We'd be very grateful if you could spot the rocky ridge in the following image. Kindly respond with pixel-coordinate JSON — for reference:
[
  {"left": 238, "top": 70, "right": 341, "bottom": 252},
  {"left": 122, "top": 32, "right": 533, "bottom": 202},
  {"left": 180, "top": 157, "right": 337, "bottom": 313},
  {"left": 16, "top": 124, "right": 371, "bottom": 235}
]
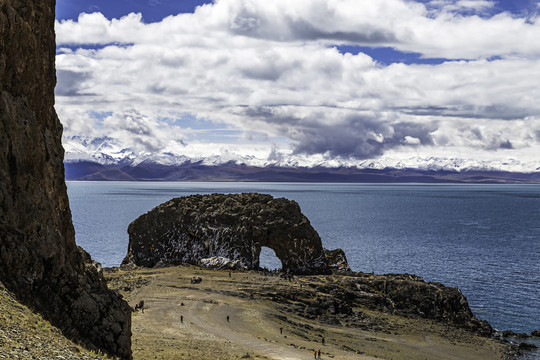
[
  {"left": 123, "top": 193, "right": 332, "bottom": 274},
  {"left": 0, "top": 1, "right": 131, "bottom": 358}
]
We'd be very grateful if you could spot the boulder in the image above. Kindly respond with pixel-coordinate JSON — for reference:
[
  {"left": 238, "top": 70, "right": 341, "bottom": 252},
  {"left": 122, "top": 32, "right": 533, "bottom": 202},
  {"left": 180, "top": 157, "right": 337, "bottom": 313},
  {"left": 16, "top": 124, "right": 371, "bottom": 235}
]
[
  {"left": 0, "top": 1, "right": 131, "bottom": 358},
  {"left": 503, "top": 330, "right": 530, "bottom": 339},
  {"left": 123, "top": 193, "right": 330, "bottom": 274},
  {"left": 324, "top": 248, "right": 351, "bottom": 272},
  {"left": 518, "top": 342, "right": 538, "bottom": 351}
]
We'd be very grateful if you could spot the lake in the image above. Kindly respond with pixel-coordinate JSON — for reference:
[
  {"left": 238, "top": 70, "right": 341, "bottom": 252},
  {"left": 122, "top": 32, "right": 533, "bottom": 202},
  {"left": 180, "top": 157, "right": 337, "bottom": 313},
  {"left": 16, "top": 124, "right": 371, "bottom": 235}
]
[{"left": 66, "top": 181, "right": 540, "bottom": 336}]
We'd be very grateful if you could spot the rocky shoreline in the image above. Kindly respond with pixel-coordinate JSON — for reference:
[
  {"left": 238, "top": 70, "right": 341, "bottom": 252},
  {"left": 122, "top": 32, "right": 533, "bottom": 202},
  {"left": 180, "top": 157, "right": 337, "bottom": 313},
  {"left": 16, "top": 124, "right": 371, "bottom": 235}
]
[{"left": 493, "top": 331, "right": 540, "bottom": 359}]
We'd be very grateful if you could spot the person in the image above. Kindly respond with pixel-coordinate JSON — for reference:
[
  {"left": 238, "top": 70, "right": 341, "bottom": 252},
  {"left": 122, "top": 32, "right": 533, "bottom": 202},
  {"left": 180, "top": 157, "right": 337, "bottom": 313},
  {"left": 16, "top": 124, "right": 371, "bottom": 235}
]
[
  {"left": 227, "top": 315, "right": 230, "bottom": 322},
  {"left": 280, "top": 326, "right": 283, "bottom": 335},
  {"left": 318, "top": 349, "right": 321, "bottom": 358},
  {"left": 229, "top": 271, "right": 231, "bottom": 278},
  {"left": 180, "top": 315, "right": 183, "bottom": 323},
  {"left": 321, "top": 337, "right": 325, "bottom": 345},
  {"left": 313, "top": 350, "right": 317, "bottom": 359}
]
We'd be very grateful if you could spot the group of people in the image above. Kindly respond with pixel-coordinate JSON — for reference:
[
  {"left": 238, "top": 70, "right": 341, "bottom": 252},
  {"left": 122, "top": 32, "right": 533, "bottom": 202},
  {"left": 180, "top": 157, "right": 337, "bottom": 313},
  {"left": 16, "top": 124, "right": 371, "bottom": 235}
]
[{"left": 177, "top": 299, "right": 328, "bottom": 359}]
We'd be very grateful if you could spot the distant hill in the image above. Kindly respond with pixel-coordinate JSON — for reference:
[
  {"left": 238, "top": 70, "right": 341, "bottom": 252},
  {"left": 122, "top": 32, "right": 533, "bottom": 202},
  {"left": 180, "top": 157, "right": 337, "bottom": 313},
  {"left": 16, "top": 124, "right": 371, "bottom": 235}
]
[{"left": 64, "top": 160, "right": 540, "bottom": 183}]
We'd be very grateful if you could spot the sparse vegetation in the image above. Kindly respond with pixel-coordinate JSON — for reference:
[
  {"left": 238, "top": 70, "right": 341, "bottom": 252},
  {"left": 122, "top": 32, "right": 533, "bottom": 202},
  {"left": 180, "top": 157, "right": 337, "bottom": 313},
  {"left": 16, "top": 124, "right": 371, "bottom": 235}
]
[{"left": 0, "top": 282, "right": 110, "bottom": 360}]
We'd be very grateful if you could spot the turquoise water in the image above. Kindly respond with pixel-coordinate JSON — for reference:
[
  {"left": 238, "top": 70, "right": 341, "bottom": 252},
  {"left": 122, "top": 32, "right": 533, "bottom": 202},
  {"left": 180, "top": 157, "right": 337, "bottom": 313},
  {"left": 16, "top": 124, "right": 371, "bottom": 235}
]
[{"left": 66, "top": 181, "right": 540, "bottom": 336}]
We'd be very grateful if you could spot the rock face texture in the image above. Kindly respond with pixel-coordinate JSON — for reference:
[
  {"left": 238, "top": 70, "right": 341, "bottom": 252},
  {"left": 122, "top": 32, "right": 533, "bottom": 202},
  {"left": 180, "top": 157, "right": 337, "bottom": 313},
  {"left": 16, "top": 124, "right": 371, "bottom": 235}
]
[
  {"left": 123, "top": 193, "right": 331, "bottom": 274},
  {"left": 0, "top": 1, "right": 131, "bottom": 358}
]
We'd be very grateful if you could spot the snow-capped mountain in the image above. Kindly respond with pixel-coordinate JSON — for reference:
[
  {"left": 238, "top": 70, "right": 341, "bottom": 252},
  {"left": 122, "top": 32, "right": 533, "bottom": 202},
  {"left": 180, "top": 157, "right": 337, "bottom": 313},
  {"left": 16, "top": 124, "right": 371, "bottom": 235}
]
[{"left": 62, "top": 135, "right": 540, "bottom": 182}]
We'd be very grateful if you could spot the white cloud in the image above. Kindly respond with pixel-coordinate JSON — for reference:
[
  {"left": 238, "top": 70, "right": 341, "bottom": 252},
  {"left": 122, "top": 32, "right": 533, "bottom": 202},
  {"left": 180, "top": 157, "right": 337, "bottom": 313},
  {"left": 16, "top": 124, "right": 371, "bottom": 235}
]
[
  {"left": 56, "top": 0, "right": 540, "bottom": 59},
  {"left": 55, "top": 0, "right": 540, "bottom": 170}
]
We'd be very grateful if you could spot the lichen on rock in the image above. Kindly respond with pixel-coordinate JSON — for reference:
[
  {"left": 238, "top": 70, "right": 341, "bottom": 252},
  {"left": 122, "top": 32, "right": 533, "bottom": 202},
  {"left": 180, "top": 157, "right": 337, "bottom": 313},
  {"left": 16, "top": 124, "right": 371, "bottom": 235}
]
[{"left": 123, "top": 193, "right": 333, "bottom": 274}]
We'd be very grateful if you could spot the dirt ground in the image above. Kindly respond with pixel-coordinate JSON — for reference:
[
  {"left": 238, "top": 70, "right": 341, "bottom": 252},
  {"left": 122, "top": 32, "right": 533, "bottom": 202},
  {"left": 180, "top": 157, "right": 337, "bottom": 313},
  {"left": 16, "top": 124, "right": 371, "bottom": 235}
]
[{"left": 105, "top": 265, "right": 509, "bottom": 360}]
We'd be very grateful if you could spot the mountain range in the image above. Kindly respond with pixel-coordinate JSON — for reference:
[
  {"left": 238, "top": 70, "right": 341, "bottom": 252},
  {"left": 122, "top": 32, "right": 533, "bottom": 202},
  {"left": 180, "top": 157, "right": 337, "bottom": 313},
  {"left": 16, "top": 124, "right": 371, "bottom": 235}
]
[
  {"left": 62, "top": 137, "right": 540, "bottom": 182},
  {"left": 64, "top": 158, "right": 540, "bottom": 183}
]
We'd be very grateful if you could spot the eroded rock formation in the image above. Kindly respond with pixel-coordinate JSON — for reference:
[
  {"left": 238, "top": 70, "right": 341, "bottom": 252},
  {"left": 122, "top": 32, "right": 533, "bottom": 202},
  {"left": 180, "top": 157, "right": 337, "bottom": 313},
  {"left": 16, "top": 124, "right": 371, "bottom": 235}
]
[
  {"left": 0, "top": 1, "right": 131, "bottom": 358},
  {"left": 123, "top": 193, "right": 331, "bottom": 274}
]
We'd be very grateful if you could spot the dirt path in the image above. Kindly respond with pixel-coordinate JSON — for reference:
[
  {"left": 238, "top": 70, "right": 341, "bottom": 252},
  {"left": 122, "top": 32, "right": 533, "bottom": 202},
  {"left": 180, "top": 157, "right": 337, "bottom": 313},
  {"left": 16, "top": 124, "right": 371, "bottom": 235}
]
[
  {"left": 184, "top": 296, "right": 321, "bottom": 360},
  {"left": 107, "top": 266, "right": 508, "bottom": 360},
  {"left": 134, "top": 284, "right": 373, "bottom": 360}
]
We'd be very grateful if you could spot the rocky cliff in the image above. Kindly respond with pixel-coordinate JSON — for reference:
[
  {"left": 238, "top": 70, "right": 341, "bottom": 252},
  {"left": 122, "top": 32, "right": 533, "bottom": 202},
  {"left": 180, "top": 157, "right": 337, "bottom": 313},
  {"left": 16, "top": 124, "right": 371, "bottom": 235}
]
[
  {"left": 123, "top": 193, "right": 331, "bottom": 274},
  {"left": 0, "top": 1, "right": 131, "bottom": 358}
]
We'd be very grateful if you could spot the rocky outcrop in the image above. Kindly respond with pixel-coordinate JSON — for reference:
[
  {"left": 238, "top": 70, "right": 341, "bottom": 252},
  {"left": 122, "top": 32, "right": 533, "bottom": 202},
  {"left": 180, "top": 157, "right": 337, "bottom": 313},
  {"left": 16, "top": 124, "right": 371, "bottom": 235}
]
[
  {"left": 0, "top": 1, "right": 131, "bottom": 358},
  {"left": 359, "top": 274, "right": 493, "bottom": 335},
  {"left": 258, "top": 272, "right": 493, "bottom": 335},
  {"left": 123, "top": 193, "right": 331, "bottom": 274}
]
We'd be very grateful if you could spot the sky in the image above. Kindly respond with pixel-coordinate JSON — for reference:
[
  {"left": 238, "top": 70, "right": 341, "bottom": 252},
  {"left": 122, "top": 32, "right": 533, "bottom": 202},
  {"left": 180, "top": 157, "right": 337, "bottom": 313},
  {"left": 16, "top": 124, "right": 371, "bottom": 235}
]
[{"left": 55, "top": 0, "right": 540, "bottom": 171}]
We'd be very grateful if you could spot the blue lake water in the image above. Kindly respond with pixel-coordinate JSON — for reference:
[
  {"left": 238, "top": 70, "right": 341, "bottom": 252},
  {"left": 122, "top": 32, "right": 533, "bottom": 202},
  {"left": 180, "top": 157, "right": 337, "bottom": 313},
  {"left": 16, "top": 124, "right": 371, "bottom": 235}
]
[{"left": 66, "top": 181, "right": 540, "bottom": 336}]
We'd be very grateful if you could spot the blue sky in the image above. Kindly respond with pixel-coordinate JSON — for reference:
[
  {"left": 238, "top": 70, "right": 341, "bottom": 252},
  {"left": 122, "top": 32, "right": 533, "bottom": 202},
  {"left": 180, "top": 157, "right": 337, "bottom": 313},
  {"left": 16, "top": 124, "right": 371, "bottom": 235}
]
[
  {"left": 54, "top": 1, "right": 540, "bottom": 171},
  {"left": 57, "top": 0, "right": 539, "bottom": 19},
  {"left": 56, "top": 0, "right": 213, "bottom": 23}
]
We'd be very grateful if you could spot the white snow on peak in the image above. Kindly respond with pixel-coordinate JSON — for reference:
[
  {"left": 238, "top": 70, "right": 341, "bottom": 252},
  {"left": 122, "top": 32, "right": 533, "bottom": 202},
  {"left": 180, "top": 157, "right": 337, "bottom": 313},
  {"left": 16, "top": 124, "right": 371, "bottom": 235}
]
[{"left": 62, "top": 136, "right": 540, "bottom": 173}]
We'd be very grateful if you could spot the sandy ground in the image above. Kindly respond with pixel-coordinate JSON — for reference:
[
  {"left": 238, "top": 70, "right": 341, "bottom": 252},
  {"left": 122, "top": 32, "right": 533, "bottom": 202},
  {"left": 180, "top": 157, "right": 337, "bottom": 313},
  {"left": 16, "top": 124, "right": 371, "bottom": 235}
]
[{"left": 105, "top": 266, "right": 509, "bottom": 360}]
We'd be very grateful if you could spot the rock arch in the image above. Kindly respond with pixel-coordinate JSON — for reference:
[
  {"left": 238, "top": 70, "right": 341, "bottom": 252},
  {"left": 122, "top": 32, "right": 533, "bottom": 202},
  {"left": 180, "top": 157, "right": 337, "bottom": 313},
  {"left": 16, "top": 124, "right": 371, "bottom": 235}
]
[{"left": 123, "top": 193, "right": 330, "bottom": 274}]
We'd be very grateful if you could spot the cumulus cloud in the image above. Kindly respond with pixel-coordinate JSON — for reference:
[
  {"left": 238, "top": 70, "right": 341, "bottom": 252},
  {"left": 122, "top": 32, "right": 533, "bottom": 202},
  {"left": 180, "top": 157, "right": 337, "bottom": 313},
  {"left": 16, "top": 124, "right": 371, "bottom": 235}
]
[
  {"left": 56, "top": 0, "right": 540, "bottom": 59},
  {"left": 54, "top": 0, "right": 540, "bottom": 169}
]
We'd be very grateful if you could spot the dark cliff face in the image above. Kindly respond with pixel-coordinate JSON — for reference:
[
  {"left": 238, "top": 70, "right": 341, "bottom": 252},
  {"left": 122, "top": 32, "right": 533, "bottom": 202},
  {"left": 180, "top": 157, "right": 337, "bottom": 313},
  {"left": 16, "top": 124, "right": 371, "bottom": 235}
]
[
  {"left": 124, "top": 193, "right": 331, "bottom": 274},
  {"left": 0, "top": 1, "right": 131, "bottom": 358}
]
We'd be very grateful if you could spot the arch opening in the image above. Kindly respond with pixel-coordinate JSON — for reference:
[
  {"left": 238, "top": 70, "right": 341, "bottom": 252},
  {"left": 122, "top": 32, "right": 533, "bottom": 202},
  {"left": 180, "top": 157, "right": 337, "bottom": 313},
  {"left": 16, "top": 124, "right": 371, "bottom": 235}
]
[{"left": 259, "top": 246, "right": 282, "bottom": 271}]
